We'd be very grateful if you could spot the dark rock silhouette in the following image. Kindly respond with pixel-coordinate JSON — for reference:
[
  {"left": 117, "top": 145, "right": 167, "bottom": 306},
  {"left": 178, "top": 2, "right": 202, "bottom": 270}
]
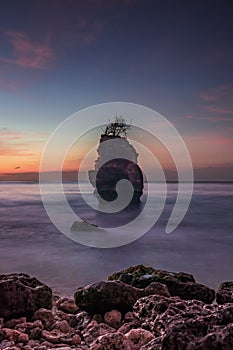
[
  {"left": 88, "top": 118, "right": 143, "bottom": 203},
  {"left": 74, "top": 280, "right": 170, "bottom": 315},
  {"left": 216, "top": 281, "right": 233, "bottom": 304},
  {"left": 108, "top": 264, "right": 215, "bottom": 304},
  {"left": 0, "top": 273, "right": 52, "bottom": 320}
]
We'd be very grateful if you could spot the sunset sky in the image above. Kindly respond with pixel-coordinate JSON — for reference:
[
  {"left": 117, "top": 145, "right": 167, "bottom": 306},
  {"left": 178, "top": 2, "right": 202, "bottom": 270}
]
[{"left": 0, "top": 0, "right": 233, "bottom": 181}]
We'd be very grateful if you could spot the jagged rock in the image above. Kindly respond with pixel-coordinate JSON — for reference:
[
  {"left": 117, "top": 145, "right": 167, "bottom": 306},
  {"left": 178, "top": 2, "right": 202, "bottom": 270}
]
[
  {"left": 74, "top": 311, "right": 92, "bottom": 331},
  {"left": 133, "top": 294, "right": 233, "bottom": 349},
  {"left": 74, "top": 281, "right": 146, "bottom": 315},
  {"left": 15, "top": 320, "right": 43, "bottom": 340},
  {"left": 0, "top": 274, "right": 52, "bottom": 319},
  {"left": 92, "top": 314, "right": 103, "bottom": 323},
  {"left": 5, "top": 317, "right": 27, "bottom": 329},
  {"left": 144, "top": 282, "right": 170, "bottom": 298},
  {"left": 104, "top": 310, "right": 122, "bottom": 328},
  {"left": 125, "top": 328, "right": 155, "bottom": 350},
  {"left": 124, "top": 311, "right": 138, "bottom": 322},
  {"left": 0, "top": 328, "right": 29, "bottom": 343},
  {"left": 90, "top": 331, "right": 131, "bottom": 350},
  {"left": 216, "top": 281, "right": 233, "bottom": 304},
  {"left": 108, "top": 265, "right": 195, "bottom": 288},
  {"left": 117, "top": 321, "right": 141, "bottom": 335},
  {"left": 54, "top": 310, "right": 77, "bottom": 328},
  {"left": 52, "top": 320, "right": 75, "bottom": 334},
  {"left": 33, "top": 308, "right": 55, "bottom": 330},
  {"left": 108, "top": 265, "right": 215, "bottom": 303},
  {"left": 0, "top": 339, "right": 16, "bottom": 349},
  {"left": 56, "top": 297, "right": 79, "bottom": 314},
  {"left": 187, "top": 323, "right": 233, "bottom": 350},
  {"left": 82, "top": 320, "right": 115, "bottom": 345},
  {"left": 0, "top": 318, "right": 4, "bottom": 330},
  {"left": 74, "top": 280, "right": 171, "bottom": 315},
  {"left": 41, "top": 329, "right": 81, "bottom": 345}
]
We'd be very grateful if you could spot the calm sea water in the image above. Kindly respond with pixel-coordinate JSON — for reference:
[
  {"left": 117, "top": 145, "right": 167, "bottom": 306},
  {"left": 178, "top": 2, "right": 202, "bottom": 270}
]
[{"left": 0, "top": 182, "right": 232, "bottom": 295}]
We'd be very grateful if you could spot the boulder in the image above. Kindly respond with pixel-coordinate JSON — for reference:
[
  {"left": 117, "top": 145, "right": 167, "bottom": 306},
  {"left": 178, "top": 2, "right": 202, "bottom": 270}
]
[
  {"left": 0, "top": 274, "right": 52, "bottom": 320},
  {"left": 216, "top": 281, "right": 233, "bottom": 304},
  {"left": 41, "top": 329, "right": 81, "bottom": 345},
  {"left": 74, "top": 279, "right": 172, "bottom": 316},
  {"left": 104, "top": 310, "right": 122, "bottom": 328},
  {"left": 74, "top": 311, "right": 92, "bottom": 331},
  {"left": 0, "top": 328, "right": 29, "bottom": 343},
  {"left": 56, "top": 297, "right": 79, "bottom": 314},
  {"left": 33, "top": 308, "right": 55, "bottom": 330},
  {"left": 125, "top": 328, "right": 155, "bottom": 350},
  {"left": 74, "top": 281, "right": 144, "bottom": 314},
  {"left": 108, "top": 265, "right": 215, "bottom": 303},
  {"left": 187, "top": 323, "right": 233, "bottom": 350},
  {"left": 90, "top": 331, "right": 131, "bottom": 350},
  {"left": 82, "top": 320, "right": 115, "bottom": 346},
  {"left": 108, "top": 264, "right": 195, "bottom": 288}
]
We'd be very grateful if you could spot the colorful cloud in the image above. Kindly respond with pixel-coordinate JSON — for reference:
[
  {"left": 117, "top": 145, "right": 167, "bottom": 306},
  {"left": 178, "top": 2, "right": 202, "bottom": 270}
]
[{"left": 0, "top": 31, "right": 54, "bottom": 69}]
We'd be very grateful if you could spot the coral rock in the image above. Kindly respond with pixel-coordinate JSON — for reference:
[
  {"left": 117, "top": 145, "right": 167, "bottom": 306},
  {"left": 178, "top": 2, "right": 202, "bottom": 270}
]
[
  {"left": 216, "top": 281, "right": 233, "bottom": 304},
  {"left": 104, "top": 310, "right": 122, "bottom": 328},
  {"left": 0, "top": 274, "right": 52, "bottom": 319}
]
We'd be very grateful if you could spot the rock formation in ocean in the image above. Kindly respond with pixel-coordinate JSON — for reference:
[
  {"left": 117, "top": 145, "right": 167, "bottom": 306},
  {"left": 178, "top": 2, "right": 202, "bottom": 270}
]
[{"left": 88, "top": 117, "right": 144, "bottom": 204}]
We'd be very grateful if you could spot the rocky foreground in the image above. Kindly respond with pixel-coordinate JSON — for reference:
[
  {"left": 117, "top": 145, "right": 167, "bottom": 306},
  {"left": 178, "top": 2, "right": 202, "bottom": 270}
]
[{"left": 0, "top": 265, "right": 233, "bottom": 350}]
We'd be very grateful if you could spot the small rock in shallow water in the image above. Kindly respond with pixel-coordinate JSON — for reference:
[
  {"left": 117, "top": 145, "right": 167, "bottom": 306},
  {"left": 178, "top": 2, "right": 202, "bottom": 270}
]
[{"left": 71, "top": 221, "right": 105, "bottom": 232}]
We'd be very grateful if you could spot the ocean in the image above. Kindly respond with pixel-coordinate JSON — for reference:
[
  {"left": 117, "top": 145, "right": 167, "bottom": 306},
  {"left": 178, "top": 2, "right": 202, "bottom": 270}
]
[{"left": 0, "top": 181, "right": 232, "bottom": 296}]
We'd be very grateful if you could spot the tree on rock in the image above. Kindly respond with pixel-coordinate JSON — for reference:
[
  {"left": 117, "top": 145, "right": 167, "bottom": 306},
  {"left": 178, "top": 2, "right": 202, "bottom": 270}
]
[{"left": 104, "top": 116, "right": 131, "bottom": 137}]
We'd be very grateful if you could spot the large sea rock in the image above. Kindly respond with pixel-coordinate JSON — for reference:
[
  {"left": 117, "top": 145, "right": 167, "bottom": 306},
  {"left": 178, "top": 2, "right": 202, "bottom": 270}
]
[
  {"left": 0, "top": 273, "right": 52, "bottom": 319},
  {"left": 88, "top": 134, "right": 144, "bottom": 203},
  {"left": 108, "top": 265, "right": 215, "bottom": 304}
]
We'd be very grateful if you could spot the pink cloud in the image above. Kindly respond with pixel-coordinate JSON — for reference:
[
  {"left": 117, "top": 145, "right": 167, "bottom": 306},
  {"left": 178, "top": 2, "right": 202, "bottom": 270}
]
[
  {"left": 199, "top": 85, "right": 233, "bottom": 119},
  {"left": 203, "top": 105, "right": 233, "bottom": 115},
  {"left": 200, "top": 85, "right": 233, "bottom": 102},
  {"left": 203, "top": 48, "right": 233, "bottom": 65},
  {"left": 0, "top": 128, "right": 48, "bottom": 140},
  {"left": 0, "top": 148, "right": 35, "bottom": 157},
  {"left": 183, "top": 114, "right": 233, "bottom": 122},
  {"left": 0, "top": 128, "right": 48, "bottom": 159},
  {"left": 0, "top": 31, "right": 54, "bottom": 69}
]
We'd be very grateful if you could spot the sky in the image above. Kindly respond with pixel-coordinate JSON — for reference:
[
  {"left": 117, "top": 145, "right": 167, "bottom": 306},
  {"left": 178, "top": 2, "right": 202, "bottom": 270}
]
[{"left": 0, "top": 0, "right": 233, "bottom": 181}]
